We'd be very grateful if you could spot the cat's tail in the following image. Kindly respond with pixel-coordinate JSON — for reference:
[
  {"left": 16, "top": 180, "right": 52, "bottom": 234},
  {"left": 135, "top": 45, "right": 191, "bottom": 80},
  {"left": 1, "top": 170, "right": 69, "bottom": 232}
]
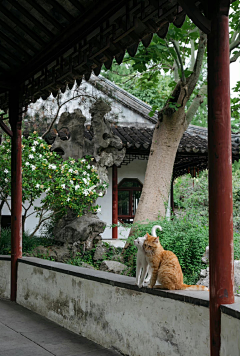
[
  {"left": 151, "top": 225, "right": 162, "bottom": 237},
  {"left": 181, "top": 284, "right": 208, "bottom": 291}
]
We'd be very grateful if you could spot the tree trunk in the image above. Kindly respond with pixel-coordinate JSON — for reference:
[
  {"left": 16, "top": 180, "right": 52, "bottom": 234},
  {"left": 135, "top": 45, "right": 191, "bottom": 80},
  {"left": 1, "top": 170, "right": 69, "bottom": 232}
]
[{"left": 133, "top": 106, "right": 187, "bottom": 223}]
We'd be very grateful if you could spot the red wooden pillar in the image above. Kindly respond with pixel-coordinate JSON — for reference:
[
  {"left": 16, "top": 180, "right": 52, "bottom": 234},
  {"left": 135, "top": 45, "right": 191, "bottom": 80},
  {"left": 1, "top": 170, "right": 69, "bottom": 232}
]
[
  {"left": 208, "top": 4, "right": 234, "bottom": 356},
  {"left": 9, "top": 89, "right": 22, "bottom": 302},
  {"left": 112, "top": 165, "right": 118, "bottom": 239}
]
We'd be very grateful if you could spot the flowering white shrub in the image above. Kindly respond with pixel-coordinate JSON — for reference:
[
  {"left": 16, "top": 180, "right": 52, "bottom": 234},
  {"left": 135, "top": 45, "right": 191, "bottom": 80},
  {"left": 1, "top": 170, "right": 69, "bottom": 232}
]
[{"left": 0, "top": 132, "right": 106, "bottom": 235}]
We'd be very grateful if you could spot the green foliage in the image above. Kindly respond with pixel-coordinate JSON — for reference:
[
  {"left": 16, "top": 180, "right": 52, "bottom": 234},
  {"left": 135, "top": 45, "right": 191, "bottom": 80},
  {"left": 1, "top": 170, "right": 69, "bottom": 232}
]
[
  {"left": 0, "top": 132, "right": 106, "bottom": 234},
  {"left": 123, "top": 216, "right": 209, "bottom": 284},
  {"left": 0, "top": 228, "right": 56, "bottom": 255},
  {"left": 231, "top": 81, "right": 240, "bottom": 132}
]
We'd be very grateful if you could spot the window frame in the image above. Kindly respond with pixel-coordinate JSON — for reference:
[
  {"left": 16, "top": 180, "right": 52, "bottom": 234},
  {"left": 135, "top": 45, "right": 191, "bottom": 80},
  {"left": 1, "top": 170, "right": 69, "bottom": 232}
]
[{"left": 118, "top": 178, "right": 143, "bottom": 223}]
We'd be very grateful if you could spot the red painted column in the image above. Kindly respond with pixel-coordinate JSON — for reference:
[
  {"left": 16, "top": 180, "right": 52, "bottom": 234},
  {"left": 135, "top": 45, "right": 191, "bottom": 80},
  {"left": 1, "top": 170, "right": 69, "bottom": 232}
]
[
  {"left": 208, "top": 6, "right": 234, "bottom": 356},
  {"left": 112, "top": 165, "right": 118, "bottom": 239},
  {"left": 9, "top": 89, "right": 22, "bottom": 302}
]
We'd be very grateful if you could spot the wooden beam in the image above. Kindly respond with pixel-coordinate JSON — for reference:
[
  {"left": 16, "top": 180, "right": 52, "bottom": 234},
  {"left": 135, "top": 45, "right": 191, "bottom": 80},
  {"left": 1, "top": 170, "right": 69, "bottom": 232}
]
[
  {"left": 208, "top": 5, "right": 234, "bottom": 356},
  {"left": 0, "top": 23, "right": 37, "bottom": 54},
  {"left": 0, "top": 5, "right": 45, "bottom": 46},
  {"left": 177, "top": 0, "right": 211, "bottom": 33},
  {"left": 7, "top": 0, "right": 54, "bottom": 40},
  {"left": 0, "top": 43, "right": 25, "bottom": 65},
  {"left": 0, "top": 29, "right": 31, "bottom": 60},
  {"left": 47, "top": 0, "right": 74, "bottom": 22},
  {"left": 112, "top": 165, "right": 118, "bottom": 239},
  {"left": 68, "top": 0, "right": 86, "bottom": 13},
  {"left": 16, "top": 0, "right": 126, "bottom": 81},
  {"left": 24, "top": 0, "right": 63, "bottom": 31},
  {"left": 0, "top": 119, "right": 13, "bottom": 137}
]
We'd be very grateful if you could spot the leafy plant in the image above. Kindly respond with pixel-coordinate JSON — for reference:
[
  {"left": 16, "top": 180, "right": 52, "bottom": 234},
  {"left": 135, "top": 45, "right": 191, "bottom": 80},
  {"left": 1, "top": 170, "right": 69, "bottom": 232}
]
[{"left": 0, "top": 132, "right": 107, "bottom": 235}]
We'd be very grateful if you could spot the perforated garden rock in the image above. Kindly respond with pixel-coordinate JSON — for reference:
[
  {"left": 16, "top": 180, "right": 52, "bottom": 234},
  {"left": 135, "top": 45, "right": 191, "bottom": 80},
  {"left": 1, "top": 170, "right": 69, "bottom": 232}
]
[{"left": 99, "top": 260, "right": 128, "bottom": 274}]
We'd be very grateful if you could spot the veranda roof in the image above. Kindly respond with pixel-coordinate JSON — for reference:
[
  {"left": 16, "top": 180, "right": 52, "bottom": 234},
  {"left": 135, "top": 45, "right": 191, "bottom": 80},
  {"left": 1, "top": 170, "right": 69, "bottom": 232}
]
[{"left": 0, "top": 0, "right": 210, "bottom": 112}]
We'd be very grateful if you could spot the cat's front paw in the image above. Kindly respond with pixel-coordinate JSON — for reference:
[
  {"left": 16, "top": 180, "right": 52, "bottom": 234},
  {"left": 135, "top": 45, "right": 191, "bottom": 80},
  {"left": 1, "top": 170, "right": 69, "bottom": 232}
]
[{"left": 147, "top": 284, "right": 154, "bottom": 289}]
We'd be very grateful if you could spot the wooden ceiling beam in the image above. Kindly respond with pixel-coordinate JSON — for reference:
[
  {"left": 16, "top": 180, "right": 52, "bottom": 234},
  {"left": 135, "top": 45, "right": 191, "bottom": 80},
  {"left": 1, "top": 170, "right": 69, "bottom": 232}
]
[
  {"left": 0, "top": 44, "right": 24, "bottom": 65},
  {"left": 0, "top": 31, "right": 31, "bottom": 60},
  {"left": 47, "top": 0, "right": 74, "bottom": 22},
  {"left": 7, "top": 0, "right": 54, "bottom": 40},
  {"left": 0, "top": 21, "right": 38, "bottom": 54},
  {"left": 24, "top": 0, "right": 63, "bottom": 31},
  {"left": 0, "top": 5, "right": 45, "bottom": 46},
  {"left": 16, "top": 0, "right": 127, "bottom": 81},
  {"left": 68, "top": 0, "right": 86, "bottom": 13}
]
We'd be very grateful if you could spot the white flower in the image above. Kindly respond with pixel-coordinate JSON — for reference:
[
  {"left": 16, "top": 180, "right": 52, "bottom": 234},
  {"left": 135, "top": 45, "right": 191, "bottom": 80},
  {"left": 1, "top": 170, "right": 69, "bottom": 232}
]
[
  {"left": 33, "top": 140, "right": 38, "bottom": 146},
  {"left": 99, "top": 192, "right": 103, "bottom": 197},
  {"left": 36, "top": 184, "right": 40, "bottom": 188},
  {"left": 89, "top": 185, "right": 96, "bottom": 191},
  {"left": 61, "top": 184, "right": 66, "bottom": 189},
  {"left": 29, "top": 154, "right": 34, "bottom": 159},
  {"left": 83, "top": 190, "right": 88, "bottom": 196},
  {"left": 68, "top": 168, "right": 73, "bottom": 173},
  {"left": 83, "top": 171, "right": 87, "bottom": 176},
  {"left": 39, "top": 154, "right": 42, "bottom": 158},
  {"left": 81, "top": 159, "right": 86, "bottom": 163},
  {"left": 4, "top": 169, "right": 8, "bottom": 174},
  {"left": 71, "top": 160, "right": 75, "bottom": 164},
  {"left": 38, "top": 137, "right": 42, "bottom": 140},
  {"left": 83, "top": 178, "right": 88, "bottom": 184},
  {"left": 96, "top": 207, "right": 101, "bottom": 213},
  {"left": 26, "top": 162, "right": 30, "bottom": 166},
  {"left": 67, "top": 197, "right": 70, "bottom": 202},
  {"left": 70, "top": 180, "right": 74, "bottom": 185},
  {"left": 75, "top": 184, "right": 80, "bottom": 190},
  {"left": 49, "top": 164, "right": 57, "bottom": 170},
  {"left": 31, "top": 165, "right": 36, "bottom": 171},
  {"left": 5, "top": 178, "right": 8, "bottom": 183},
  {"left": 87, "top": 164, "right": 91, "bottom": 169},
  {"left": 74, "top": 170, "right": 78, "bottom": 174},
  {"left": 45, "top": 187, "right": 50, "bottom": 193},
  {"left": 7, "top": 149, "right": 10, "bottom": 153},
  {"left": 31, "top": 147, "right": 36, "bottom": 152}
]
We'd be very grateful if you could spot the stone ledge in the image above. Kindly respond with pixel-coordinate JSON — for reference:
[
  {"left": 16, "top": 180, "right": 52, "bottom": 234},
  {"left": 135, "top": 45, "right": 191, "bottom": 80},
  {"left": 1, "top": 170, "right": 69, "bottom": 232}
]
[
  {"left": 18, "top": 256, "right": 210, "bottom": 308},
  {"left": 221, "top": 301, "right": 240, "bottom": 320},
  {"left": 0, "top": 255, "right": 10, "bottom": 261}
]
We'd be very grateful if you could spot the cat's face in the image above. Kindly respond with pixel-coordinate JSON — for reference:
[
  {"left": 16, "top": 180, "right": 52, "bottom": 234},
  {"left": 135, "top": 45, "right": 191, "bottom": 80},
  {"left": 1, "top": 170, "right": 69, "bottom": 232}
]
[
  {"left": 133, "top": 236, "right": 146, "bottom": 248},
  {"left": 143, "top": 233, "right": 160, "bottom": 253}
]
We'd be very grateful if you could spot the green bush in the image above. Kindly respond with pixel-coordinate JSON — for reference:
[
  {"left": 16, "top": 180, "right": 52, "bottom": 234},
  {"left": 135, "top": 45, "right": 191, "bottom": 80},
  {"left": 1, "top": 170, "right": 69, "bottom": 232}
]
[
  {"left": 123, "top": 214, "right": 209, "bottom": 284},
  {"left": 0, "top": 228, "right": 56, "bottom": 255}
]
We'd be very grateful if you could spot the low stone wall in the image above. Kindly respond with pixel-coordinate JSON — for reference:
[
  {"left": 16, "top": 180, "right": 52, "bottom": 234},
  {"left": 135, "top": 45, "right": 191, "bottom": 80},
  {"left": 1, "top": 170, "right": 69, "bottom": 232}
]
[
  {"left": 0, "top": 256, "right": 239, "bottom": 356},
  {"left": 0, "top": 256, "right": 10, "bottom": 299}
]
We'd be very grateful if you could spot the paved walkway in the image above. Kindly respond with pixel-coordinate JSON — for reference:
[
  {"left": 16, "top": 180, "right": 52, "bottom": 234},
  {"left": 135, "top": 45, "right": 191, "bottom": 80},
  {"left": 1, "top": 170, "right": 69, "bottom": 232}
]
[{"left": 0, "top": 299, "right": 121, "bottom": 356}]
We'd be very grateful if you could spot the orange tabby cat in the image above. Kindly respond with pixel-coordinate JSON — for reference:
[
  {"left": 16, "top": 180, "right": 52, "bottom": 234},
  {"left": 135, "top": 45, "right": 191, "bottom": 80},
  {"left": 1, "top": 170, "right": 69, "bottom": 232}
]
[{"left": 143, "top": 233, "right": 208, "bottom": 291}]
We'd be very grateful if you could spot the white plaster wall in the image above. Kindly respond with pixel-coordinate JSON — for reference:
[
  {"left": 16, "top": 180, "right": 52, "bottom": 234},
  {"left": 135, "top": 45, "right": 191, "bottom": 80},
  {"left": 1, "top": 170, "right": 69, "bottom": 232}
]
[
  {"left": 220, "top": 313, "right": 240, "bottom": 356},
  {"left": 0, "top": 259, "right": 10, "bottom": 299},
  {"left": 27, "top": 79, "right": 154, "bottom": 128},
  {"left": 1, "top": 195, "right": 49, "bottom": 237},
  {"left": 96, "top": 159, "right": 148, "bottom": 239},
  {"left": 17, "top": 262, "right": 210, "bottom": 356}
]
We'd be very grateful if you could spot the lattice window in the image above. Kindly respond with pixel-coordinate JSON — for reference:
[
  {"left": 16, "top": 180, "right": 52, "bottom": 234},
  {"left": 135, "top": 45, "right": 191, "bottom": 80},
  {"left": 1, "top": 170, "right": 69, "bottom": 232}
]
[{"left": 118, "top": 178, "right": 142, "bottom": 224}]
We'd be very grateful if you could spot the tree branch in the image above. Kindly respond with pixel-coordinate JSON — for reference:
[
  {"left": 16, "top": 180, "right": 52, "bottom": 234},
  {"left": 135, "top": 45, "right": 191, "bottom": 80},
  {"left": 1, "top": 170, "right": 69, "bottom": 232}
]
[
  {"left": 230, "top": 51, "right": 240, "bottom": 63},
  {"left": 230, "top": 33, "right": 240, "bottom": 52},
  {"left": 187, "top": 32, "right": 207, "bottom": 97},
  {"left": 171, "top": 40, "right": 186, "bottom": 85},
  {"left": 41, "top": 92, "right": 97, "bottom": 139},
  {"left": 189, "top": 39, "right": 195, "bottom": 71},
  {"left": 186, "top": 84, "right": 207, "bottom": 125}
]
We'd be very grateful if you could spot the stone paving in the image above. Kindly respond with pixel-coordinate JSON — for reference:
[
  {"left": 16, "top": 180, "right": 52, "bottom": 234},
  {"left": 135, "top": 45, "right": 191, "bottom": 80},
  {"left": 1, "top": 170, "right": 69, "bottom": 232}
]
[{"left": 0, "top": 298, "right": 121, "bottom": 356}]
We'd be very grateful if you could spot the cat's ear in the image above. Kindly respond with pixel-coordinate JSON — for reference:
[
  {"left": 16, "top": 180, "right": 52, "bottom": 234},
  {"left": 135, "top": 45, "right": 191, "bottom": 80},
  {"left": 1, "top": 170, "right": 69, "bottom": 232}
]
[
  {"left": 146, "top": 233, "right": 150, "bottom": 238},
  {"left": 153, "top": 237, "right": 159, "bottom": 243}
]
